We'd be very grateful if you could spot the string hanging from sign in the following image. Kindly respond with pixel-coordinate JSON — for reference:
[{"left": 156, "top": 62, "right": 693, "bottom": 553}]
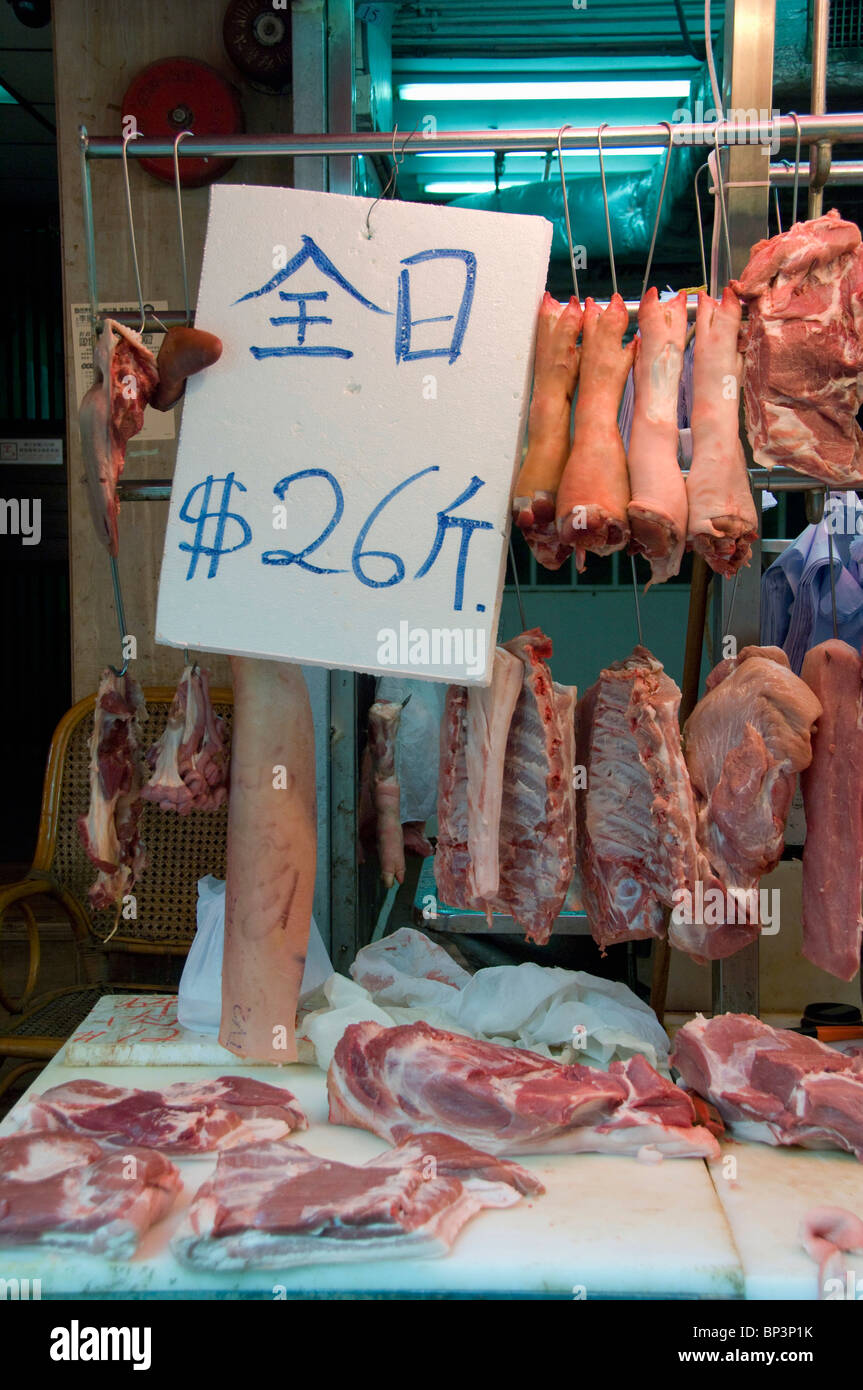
[{"left": 364, "top": 121, "right": 422, "bottom": 239}]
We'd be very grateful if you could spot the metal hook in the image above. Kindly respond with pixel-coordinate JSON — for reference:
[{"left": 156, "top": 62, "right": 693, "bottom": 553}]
[
  {"left": 710, "top": 134, "right": 734, "bottom": 284},
  {"left": 723, "top": 567, "right": 741, "bottom": 642},
  {"left": 773, "top": 158, "right": 793, "bottom": 235},
  {"left": 108, "top": 554, "right": 129, "bottom": 678},
  {"left": 121, "top": 130, "right": 146, "bottom": 334},
  {"left": 555, "top": 124, "right": 580, "bottom": 301},
  {"left": 173, "top": 130, "right": 193, "bottom": 327},
  {"left": 789, "top": 111, "right": 803, "bottom": 224},
  {"left": 596, "top": 122, "right": 617, "bottom": 297},
  {"left": 508, "top": 537, "right": 528, "bottom": 632},
  {"left": 630, "top": 556, "right": 644, "bottom": 644},
  {"left": 693, "top": 160, "right": 710, "bottom": 289},
  {"left": 824, "top": 489, "right": 840, "bottom": 639},
  {"left": 364, "top": 122, "right": 420, "bottom": 238},
  {"left": 641, "top": 121, "right": 674, "bottom": 300}
]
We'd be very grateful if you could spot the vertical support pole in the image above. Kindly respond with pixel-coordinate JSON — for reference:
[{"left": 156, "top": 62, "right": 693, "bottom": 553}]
[
  {"left": 808, "top": 0, "right": 831, "bottom": 217},
  {"left": 327, "top": 0, "right": 356, "bottom": 195},
  {"left": 292, "top": 2, "right": 327, "bottom": 192},
  {"left": 710, "top": 0, "right": 776, "bottom": 1017},
  {"left": 79, "top": 126, "right": 99, "bottom": 340}
]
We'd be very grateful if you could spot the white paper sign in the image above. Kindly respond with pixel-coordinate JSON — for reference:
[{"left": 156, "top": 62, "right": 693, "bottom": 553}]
[{"left": 156, "top": 185, "right": 551, "bottom": 683}]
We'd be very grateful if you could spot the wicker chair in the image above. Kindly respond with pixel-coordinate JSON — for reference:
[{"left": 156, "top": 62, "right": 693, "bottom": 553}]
[{"left": 0, "top": 685, "right": 232, "bottom": 1097}]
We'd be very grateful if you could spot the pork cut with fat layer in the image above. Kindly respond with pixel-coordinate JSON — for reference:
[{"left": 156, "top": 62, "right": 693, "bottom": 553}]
[
  {"left": 686, "top": 288, "right": 758, "bottom": 576},
  {"left": 730, "top": 210, "right": 863, "bottom": 485},
  {"left": 5, "top": 1075, "right": 308, "bottom": 1154},
  {"left": 141, "top": 664, "right": 229, "bottom": 814},
  {"left": 575, "top": 647, "right": 697, "bottom": 950},
  {"left": 626, "top": 288, "right": 689, "bottom": 587},
  {"left": 556, "top": 294, "right": 634, "bottom": 569},
  {"left": 0, "top": 1131, "right": 180, "bottom": 1258},
  {"left": 78, "top": 319, "right": 159, "bottom": 556},
  {"left": 328, "top": 1020, "right": 720, "bottom": 1159},
  {"left": 77, "top": 670, "right": 147, "bottom": 912},
  {"left": 672, "top": 1013, "right": 863, "bottom": 1160},
  {"left": 675, "top": 646, "right": 822, "bottom": 960},
  {"left": 513, "top": 293, "right": 582, "bottom": 569},
  {"left": 464, "top": 648, "right": 523, "bottom": 902},
  {"left": 172, "top": 1130, "right": 542, "bottom": 1271},
  {"left": 800, "top": 639, "right": 863, "bottom": 981}
]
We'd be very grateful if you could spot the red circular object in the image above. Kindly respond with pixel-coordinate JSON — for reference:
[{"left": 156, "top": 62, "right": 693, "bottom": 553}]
[
  {"left": 223, "top": 0, "right": 293, "bottom": 89},
  {"left": 122, "top": 58, "right": 244, "bottom": 187}
]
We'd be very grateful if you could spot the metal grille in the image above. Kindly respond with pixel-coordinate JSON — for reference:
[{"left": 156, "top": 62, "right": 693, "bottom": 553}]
[{"left": 828, "top": 0, "right": 863, "bottom": 47}]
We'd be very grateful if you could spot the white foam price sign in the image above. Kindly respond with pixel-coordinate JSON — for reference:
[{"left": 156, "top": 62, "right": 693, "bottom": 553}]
[{"left": 156, "top": 184, "right": 551, "bottom": 684}]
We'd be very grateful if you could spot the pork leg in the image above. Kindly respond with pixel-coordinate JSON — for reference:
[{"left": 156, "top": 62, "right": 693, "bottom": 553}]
[
  {"left": 512, "top": 293, "right": 582, "bottom": 569},
  {"left": 556, "top": 294, "right": 634, "bottom": 570},
  {"left": 686, "top": 288, "right": 758, "bottom": 577},
  {"left": 626, "top": 288, "right": 689, "bottom": 587},
  {"left": 368, "top": 700, "right": 405, "bottom": 889},
  {"left": 220, "top": 657, "right": 317, "bottom": 1062}
]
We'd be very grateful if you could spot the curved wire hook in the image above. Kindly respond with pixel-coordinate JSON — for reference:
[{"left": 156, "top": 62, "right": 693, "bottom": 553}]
[
  {"left": 121, "top": 130, "right": 146, "bottom": 334},
  {"left": 693, "top": 159, "right": 711, "bottom": 289},
  {"left": 173, "top": 130, "right": 194, "bottom": 327},
  {"left": 641, "top": 120, "right": 674, "bottom": 299},
  {"left": 596, "top": 122, "right": 617, "bottom": 297},
  {"left": 710, "top": 128, "right": 733, "bottom": 285},
  {"left": 789, "top": 111, "right": 803, "bottom": 225},
  {"left": 365, "top": 122, "right": 420, "bottom": 238},
  {"left": 555, "top": 124, "right": 580, "bottom": 301}
]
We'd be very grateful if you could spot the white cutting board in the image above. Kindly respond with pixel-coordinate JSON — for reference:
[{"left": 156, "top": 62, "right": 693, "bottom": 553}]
[
  {"left": 2, "top": 1056, "right": 741, "bottom": 1299},
  {"left": 63, "top": 995, "right": 269, "bottom": 1067},
  {"left": 707, "top": 1140, "right": 863, "bottom": 1301}
]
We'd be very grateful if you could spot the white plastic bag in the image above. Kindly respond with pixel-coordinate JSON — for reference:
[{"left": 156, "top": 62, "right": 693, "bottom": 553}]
[{"left": 178, "top": 876, "right": 333, "bottom": 1036}]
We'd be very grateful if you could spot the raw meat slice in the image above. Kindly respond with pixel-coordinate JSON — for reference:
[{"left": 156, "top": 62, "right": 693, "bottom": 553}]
[
  {"left": 77, "top": 669, "right": 147, "bottom": 913},
  {"left": 801, "top": 1206, "right": 863, "bottom": 1292},
  {"left": 575, "top": 647, "right": 697, "bottom": 951},
  {"left": 0, "top": 1130, "right": 180, "bottom": 1258},
  {"left": 465, "top": 647, "right": 523, "bottom": 902},
  {"left": 480, "top": 630, "right": 576, "bottom": 944},
  {"left": 513, "top": 292, "right": 582, "bottom": 569},
  {"left": 368, "top": 700, "right": 405, "bottom": 888},
  {"left": 434, "top": 684, "right": 472, "bottom": 910},
  {"left": 172, "top": 1130, "right": 541, "bottom": 1271},
  {"left": 6, "top": 1075, "right": 308, "bottom": 1154},
  {"left": 556, "top": 294, "right": 635, "bottom": 569},
  {"left": 686, "top": 288, "right": 758, "bottom": 576},
  {"left": 78, "top": 319, "right": 159, "bottom": 556},
  {"left": 626, "top": 288, "right": 689, "bottom": 587},
  {"left": 329, "top": 1020, "right": 720, "bottom": 1159},
  {"left": 675, "top": 646, "right": 822, "bottom": 960},
  {"left": 141, "top": 664, "right": 229, "bottom": 814},
  {"left": 220, "top": 657, "right": 316, "bottom": 1062},
  {"left": 730, "top": 210, "right": 863, "bottom": 485},
  {"left": 800, "top": 640, "right": 863, "bottom": 981},
  {"left": 672, "top": 1013, "right": 863, "bottom": 1159}
]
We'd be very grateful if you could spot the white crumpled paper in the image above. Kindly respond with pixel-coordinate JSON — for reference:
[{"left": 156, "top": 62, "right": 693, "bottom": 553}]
[{"left": 299, "top": 927, "right": 670, "bottom": 1073}]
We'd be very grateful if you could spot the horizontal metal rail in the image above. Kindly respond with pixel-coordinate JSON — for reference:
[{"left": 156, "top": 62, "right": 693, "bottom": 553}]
[{"left": 81, "top": 112, "right": 863, "bottom": 160}]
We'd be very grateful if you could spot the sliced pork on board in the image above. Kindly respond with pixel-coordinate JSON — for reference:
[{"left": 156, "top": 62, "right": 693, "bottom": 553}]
[
  {"left": 730, "top": 209, "right": 863, "bottom": 485},
  {"left": 800, "top": 639, "right": 863, "bottom": 981},
  {"left": 220, "top": 657, "right": 316, "bottom": 1062},
  {"left": 575, "top": 647, "right": 697, "bottom": 951},
  {"left": 626, "top": 288, "right": 689, "bottom": 587},
  {"left": 141, "top": 663, "right": 229, "bottom": 814},
  {"left": 78, "top": 319, "right": 160, "bottom": 556},
  {"left": 434, "top": 630, "right": 575, "bottom": 944},
  {"left": 686, "top": 288, "right": 758, "bottom": 577},
  {"left": 329, "top": 1020, "right": 720, "bottom": 1159},
  {"left": 0, "top": 1131, "right": 181, "bottom": 1258},
  {"left": 173, "top": 1131, "right": 542, "bottom": 1272},
  {"left": 513, "top": 292, "right": 582, "bottom": 569},
  {"left": 77, "top": 670, "right": 148, "bottom": 913},
  {"left": 672, "top": 1013, "right": 863, "bottom": 1161},
  {"left": 675, "top": 645, "right": 822, "bottom": 961},
  {"left": 5, "top": 1075, "right": 308, "bottom": 1154},
  {"left": 556, "top": 294, "right": 635, "bottom": 570}
]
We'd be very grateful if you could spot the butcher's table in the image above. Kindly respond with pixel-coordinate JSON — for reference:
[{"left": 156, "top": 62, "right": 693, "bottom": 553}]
[{"left": 6, "top": 1041, "right": 863, "bottom": 1301}]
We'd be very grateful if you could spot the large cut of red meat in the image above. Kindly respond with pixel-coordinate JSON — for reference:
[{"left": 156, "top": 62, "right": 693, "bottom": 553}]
[
  {"left": 674, "top": 646, "right": 822, "bottom": 961},
  {"left": 77, "top": 669, "right": 148, "bottom": 912},
  {"left": 141, "top": 664, "right": 229, "bottom": 814},
  {"left": 78, "top": 319, "right": 160, "bottom": 556},
  {"left": 172, "top": 1130, "right": 542, "bottom": 1271},
  {"left": 8, "top": 1075, "right": 307, "bottom": 1155},
  {"left": 434, "top": 630, "right": 575, "bottom": 944},
  {"left": 730, "top": 210, "right": 863, "bottom": 485},
  {"left": 800, "top": 640, "right": 863, "bottom": 981},
  {"left": 0, "top": 1130, "right": 180, "bottom": 1257},
  {"left": 328, "top": 1020, "right": 720, "bottom": 1159},
  {"left": 672, "top": 1014, "right": 863, "bottom": 1159},
  {"left": 575, "top": 647, "right": 697, "bottom": 951}
]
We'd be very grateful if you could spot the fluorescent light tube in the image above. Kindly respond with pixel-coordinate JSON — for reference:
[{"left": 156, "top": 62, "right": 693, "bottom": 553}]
[
  {"left": 398, "top": 80, "right": 690, "bottom": 101},
  {"left": 414, "top": 147, "right": 667, "bottom": 158},
  {"left": 423, "top": 181, "right": 524, "bottom": 194}
]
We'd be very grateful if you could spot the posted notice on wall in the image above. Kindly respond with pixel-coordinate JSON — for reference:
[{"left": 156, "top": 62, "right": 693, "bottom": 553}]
[{"left": 156, "top": 184, "right": 551, "bottom": 683}]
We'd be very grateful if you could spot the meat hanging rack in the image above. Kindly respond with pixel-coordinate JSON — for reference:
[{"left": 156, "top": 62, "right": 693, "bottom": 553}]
[{"left": 77, "top": 97, "right": 863, "bottom": 1015}]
